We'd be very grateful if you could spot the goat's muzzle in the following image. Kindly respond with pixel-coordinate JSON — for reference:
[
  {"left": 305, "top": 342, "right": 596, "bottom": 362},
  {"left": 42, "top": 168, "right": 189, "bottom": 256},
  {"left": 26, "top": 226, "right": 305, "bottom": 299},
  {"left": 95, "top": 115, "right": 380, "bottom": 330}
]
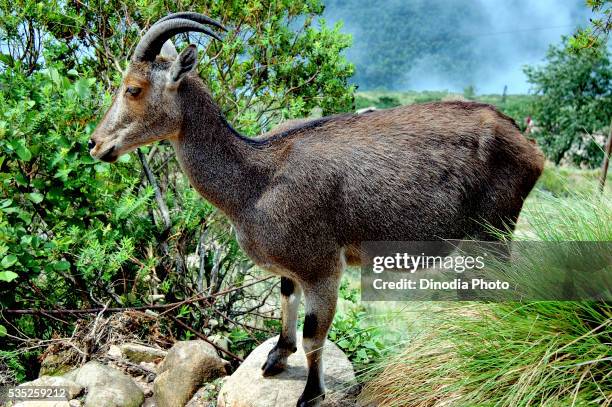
[{"left": 99, "top": 145, "right": 117, "bottom": 163}]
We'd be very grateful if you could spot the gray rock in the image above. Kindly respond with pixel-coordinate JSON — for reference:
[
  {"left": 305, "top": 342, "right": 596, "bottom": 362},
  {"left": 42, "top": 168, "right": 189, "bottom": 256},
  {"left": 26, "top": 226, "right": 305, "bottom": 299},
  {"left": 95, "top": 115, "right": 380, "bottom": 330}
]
[
  {"left": 64, "top": 361, "right": 144, "bottom": 407},
  {"left": 19, "top": 375, "right": 83, "bottom": 400},
  {"left": 107, "top": 345, "right": 122, "bottom": 359},
  {"left": 154, "top": 340, "right": 228, "bottom": 407},
  {"left": 217, "top": 335, "right": 356, "bottom": 407},
  {"left": 207, "top": 334, "right": 230, "bottom": 353},
  {"left": 119, "top": 343, "right": 167, "bottom": 364}
]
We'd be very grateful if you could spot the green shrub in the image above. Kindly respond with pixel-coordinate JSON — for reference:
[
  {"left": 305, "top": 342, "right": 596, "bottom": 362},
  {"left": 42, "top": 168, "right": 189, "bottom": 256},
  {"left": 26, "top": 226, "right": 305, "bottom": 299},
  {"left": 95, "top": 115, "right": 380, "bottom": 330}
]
[
  {"left": 463, "top": 85, "right": 476, "bottom": 100},
  {"left": 413, "top": 94, "right": 442, "bottom": 104},
  {"left": 535, "top": 165, "right": 611, "bottom": 197},
  {"left": 0, "top": 67, "right": 157, "bottom": 324},
  {"left": 329, "top": 279, "right": 386, "bottom": 367},
  {"left": 376, "top": 96, "right": 401, "bottom": 109},
  {"left": 524, "top": 38, "right": 612, "bottom": 167}
]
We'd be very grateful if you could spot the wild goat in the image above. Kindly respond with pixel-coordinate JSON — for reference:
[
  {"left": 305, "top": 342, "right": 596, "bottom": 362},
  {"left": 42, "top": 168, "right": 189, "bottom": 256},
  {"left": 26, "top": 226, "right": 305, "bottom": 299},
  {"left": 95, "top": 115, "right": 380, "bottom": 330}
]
[{"left": 90, "top": 12, "right": 544, "bottom": 407}]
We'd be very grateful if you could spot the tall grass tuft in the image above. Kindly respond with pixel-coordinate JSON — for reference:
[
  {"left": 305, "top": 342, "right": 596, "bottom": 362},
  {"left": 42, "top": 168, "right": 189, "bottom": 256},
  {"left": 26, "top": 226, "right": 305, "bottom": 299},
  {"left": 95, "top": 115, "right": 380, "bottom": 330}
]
[{"left": 359, "top": 189, "right": 612, "bottom": 406}]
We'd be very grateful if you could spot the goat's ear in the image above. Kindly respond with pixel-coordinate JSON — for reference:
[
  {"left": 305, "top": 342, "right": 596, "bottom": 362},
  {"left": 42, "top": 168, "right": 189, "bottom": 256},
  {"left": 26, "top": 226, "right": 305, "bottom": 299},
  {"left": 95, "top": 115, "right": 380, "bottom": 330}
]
[
  {"left": 160, "top": 40, "right": 178, "bottom": 60},
  {"left": 167, "top": 44, "right": 198, "bottom": 87}
]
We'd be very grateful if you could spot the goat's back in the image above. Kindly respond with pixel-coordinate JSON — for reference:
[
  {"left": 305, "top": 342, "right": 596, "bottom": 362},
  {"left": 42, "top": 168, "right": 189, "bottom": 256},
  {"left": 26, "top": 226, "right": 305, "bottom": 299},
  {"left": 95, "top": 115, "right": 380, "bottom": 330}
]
[{"left": 246, "top": 101, "right": 543, "bottom": 271}]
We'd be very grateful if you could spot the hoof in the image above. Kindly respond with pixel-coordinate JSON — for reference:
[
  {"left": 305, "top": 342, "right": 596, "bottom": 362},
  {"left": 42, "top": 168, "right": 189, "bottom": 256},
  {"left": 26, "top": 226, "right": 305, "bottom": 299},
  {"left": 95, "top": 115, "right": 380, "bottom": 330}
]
[
  {"left": 261, "top": 343, "right": 293, "bottom": 377},
  {"left": 261, "top": 357, "right": 286, "bottom": 377},
  {"left": 296, "top": 391, "right": 325, "bottom": 407}
]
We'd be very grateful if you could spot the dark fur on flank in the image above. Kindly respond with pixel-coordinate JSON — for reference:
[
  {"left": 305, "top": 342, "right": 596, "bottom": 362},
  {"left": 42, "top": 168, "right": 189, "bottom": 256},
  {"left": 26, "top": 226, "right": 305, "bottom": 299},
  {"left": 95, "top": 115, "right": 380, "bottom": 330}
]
[{"left": 90, "top": 14, "right": 545, "bottom": 407}]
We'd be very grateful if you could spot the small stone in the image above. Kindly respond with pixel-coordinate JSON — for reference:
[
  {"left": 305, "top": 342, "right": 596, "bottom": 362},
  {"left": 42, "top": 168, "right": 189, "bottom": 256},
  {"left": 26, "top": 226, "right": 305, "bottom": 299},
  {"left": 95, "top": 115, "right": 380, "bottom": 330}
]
[
  {"left": 107, "top": 345, "right": 122, "bottom": 358},
  {"left": 147, "top": 294, "right": 165, "bottom": 303},
  {"left": 139, "top": 361, "right": 158, "bottom": 373},
  {"left": 119, "top": 343, "right": 167, "bottom": 364},
  {"left": 207, "top": 334, "right": 230, "bottom": 353},
  {"left": 132, "top": 373, "right": 154, "bottom": 397}
]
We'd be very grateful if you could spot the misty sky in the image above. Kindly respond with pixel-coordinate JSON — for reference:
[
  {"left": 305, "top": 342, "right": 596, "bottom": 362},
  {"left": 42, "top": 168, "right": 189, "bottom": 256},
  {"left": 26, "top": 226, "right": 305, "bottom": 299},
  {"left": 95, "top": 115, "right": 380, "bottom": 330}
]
[{"left": 323, "top": 0, "right": 594, "bottom": 94}]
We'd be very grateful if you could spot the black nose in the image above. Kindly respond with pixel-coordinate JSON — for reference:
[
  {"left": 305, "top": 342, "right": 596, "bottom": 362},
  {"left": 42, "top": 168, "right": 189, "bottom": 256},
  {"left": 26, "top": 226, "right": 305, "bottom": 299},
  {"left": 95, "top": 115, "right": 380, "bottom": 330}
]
[{"left": 88, "top": 139, "right": 96, "bottom": 150}]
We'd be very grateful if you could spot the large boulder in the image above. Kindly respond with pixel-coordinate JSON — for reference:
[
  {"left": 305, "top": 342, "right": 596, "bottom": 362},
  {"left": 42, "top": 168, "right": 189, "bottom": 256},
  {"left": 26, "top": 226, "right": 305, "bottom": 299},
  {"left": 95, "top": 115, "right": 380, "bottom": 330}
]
[
  {"left": 64, "top": 361, "right": 144, "bottom": 407},
  {"left": 154, "top": 340, "right": 229, "bottom": 407},
  {"left": 217, "top": 335, "right": 356, "bottom": 407}
]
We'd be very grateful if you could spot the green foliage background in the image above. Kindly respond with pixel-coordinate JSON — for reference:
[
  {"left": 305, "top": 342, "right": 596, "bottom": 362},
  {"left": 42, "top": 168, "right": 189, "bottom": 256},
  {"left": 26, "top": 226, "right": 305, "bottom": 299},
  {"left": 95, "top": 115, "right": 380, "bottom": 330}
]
[
  {"left": 0, "top": 0, "right": 355, "bottom": 377},
  {"left": 525, "top": 38, "right": 612, "bottom": 167}
]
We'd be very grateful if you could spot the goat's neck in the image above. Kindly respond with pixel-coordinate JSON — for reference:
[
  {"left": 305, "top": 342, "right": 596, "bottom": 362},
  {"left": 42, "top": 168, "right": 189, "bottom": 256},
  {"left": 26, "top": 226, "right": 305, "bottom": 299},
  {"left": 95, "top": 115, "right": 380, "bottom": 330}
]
[{"left": 170, "top": 80, "right": 271, "bottom": 220}]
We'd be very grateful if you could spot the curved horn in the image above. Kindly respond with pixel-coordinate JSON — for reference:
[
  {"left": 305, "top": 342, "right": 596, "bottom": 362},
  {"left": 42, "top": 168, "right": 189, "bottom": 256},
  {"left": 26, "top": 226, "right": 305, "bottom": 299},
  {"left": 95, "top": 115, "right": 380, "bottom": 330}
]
[
  {"left": 155, "top": 12, "right": 227, "bottom": 32},
  {"left": 133, "top": 18, "right": 223, "bottom": 62}
]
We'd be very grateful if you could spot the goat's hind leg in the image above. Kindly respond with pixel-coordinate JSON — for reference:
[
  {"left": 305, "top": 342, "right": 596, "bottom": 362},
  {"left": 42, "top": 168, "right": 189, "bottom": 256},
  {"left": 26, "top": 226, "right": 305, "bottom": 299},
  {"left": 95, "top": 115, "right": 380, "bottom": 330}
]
[
  {"left": 262, "top": 276, "right": 302, "bottom": 376},
  {"left": 297, "top": 275, "right": 340, "bottom": 407}
]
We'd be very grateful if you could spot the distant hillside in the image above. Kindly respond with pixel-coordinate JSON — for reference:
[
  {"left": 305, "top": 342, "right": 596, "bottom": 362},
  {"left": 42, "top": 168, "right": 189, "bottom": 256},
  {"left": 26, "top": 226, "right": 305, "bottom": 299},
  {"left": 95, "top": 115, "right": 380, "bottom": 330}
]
[
  {"left": 322, "top": 0, "right": 590, "bottom": 93},
  {"left": 355, "top": 91, "right": 534, "bottom": 131}
]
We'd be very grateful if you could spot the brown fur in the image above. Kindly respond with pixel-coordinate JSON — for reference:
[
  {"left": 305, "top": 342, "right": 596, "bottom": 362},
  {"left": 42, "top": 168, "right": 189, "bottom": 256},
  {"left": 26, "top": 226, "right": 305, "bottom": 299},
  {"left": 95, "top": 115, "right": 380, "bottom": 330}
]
[{"left": 91, "top": 47, "right": 544, "bottom": 407}]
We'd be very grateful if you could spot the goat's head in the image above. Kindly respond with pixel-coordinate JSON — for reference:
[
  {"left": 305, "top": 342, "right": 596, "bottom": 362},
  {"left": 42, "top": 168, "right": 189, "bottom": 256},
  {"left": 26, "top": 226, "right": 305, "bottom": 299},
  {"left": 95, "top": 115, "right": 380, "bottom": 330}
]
[{"left": 89, "top": 13, "right": 225, "bottom": 162}]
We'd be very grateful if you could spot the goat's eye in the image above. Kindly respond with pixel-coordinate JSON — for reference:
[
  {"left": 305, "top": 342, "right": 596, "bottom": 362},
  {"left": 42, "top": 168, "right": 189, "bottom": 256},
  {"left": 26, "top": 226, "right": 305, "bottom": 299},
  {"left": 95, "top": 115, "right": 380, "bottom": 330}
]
[{"left": 125, "top": 86, "right": 142, "bottom": 97}]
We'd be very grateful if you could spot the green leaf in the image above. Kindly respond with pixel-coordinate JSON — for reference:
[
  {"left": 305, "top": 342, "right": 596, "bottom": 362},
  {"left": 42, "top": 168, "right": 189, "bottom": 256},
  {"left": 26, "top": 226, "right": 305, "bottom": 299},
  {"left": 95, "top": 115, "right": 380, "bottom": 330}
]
[
  {"left": 54, "top": 260, "right": 71, "bottom": 271},
  {"left": 10, "top": 139, "right": 32, "bottom": 162},
  {"left": 75, "top": 78, "right": 90, "bottom": 99},
  {"left": 48, "top": 68, "right": 62, "bottom": 88},
  {"left": 1, "top": 254, "right": 18, "bottom": 268},
  {"left": 0, "top": 270, "right": 18, "bottom": 282},
  {"left": 94, "top": 163, "right": 109, "bottom": 173},
  {"left": 0, "top": 325, "right": 6, "bottom": 337},
  {"left": 337, "top": 339, "right": 350, "bottom": 349},
  {"left": 28, "top": 192, "right": 44, "bottom": 204},
  {"left": 0, "top": 53, "right": 14, "bottom": 67},
  {"left": 15, "top": 172, "right": 28, "bottom": 186}
]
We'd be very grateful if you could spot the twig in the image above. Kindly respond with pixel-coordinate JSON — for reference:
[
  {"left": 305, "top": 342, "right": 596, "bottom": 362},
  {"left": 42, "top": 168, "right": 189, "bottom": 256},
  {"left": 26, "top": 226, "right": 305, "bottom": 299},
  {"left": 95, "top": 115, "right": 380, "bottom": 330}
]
[
  {"left": 157, "top": 275, "right": 272, "bottom": 316},
  {"left": 3, "top": 276, "right": 274, "bottom": 315},
  {"left": 599, "top": 120, "right": 612, "bottom": 193},
  {"left": 137, "top": 148, "right": 171, "bottom": 232},
  {"left": 102, "top": 355, "right": 157, "bottom": 382},
  {"left": 197, "top": 225, "right": 208, "bottom": 293}
]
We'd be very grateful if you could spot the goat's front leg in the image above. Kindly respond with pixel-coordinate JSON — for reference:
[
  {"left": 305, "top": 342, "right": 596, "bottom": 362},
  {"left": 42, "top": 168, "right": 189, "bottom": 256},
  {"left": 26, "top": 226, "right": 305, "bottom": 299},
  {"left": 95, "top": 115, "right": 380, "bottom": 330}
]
[
  {"left": 297, "top": 276, "right": 340, "bottom": 407},
  {"left": 262, "top": 276, "right": 302, "bottom": 376}
]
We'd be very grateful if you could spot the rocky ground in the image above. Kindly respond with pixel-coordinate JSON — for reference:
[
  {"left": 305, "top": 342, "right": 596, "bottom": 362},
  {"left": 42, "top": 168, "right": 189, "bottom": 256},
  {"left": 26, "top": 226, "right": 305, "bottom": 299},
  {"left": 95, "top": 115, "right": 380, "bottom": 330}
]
[
  {"left": 9, "top": 339, "right": 227, "bottom": 407},
  {"left": 7, "top": 319, "right": 357, "bottom": 407}
]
